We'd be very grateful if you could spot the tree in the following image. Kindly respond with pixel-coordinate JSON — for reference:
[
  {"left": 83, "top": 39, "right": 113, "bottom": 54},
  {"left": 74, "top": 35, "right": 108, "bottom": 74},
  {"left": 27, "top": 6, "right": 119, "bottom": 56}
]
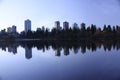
[
  {"left": 112, "top": 26, "right": 116, "bottom": 33},
  {"left": 103, "top": 25, "right": 107, "bottom": 32},
  {"left": 90, "top": 24, "right": 96, "bottom": 35},
  {"left": 80, "top": 23, "right": 86, "bottom": 32},
  {"left": 26, "top": 30, "right": 33, "bottom": 39},
  {"left": 107, "top": 25, "right": 112, "bottom": 33}
]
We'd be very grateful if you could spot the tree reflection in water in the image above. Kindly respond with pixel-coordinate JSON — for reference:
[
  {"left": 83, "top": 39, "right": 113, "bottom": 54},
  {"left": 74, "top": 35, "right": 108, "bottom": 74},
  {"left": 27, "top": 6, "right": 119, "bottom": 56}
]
[{"left": 0, "top": 39, "right": 120, "bottom": 59}]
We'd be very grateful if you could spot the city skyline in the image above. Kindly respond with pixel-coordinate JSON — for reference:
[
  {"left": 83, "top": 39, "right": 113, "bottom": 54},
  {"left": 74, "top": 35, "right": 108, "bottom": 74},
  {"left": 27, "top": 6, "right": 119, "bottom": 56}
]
[
  {"left": 1, "top": 19, "right": 120, "bottom": 33},
  {"left": 0, "top": 0, "right": 120, "bottom": 32}
]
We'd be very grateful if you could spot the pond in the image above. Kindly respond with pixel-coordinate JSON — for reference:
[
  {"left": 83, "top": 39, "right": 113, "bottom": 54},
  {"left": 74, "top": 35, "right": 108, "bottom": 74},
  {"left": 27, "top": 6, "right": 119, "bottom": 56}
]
[{"left": 0, "top": 40, "right": 120, "bottom": 80}]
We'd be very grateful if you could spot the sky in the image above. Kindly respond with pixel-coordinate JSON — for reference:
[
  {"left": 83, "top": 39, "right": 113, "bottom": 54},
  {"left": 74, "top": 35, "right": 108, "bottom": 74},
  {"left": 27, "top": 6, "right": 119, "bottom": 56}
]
[{"left": 0, "top": 0, "right": 120, "bottom": 32}]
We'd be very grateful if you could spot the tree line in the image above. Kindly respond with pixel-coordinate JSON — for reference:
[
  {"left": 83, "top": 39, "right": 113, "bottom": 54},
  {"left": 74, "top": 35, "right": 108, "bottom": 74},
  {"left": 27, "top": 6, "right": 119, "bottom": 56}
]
[
  {"left": 1, "top": 39, "right": 120, "bottom": 55},
  {"left": 1, "top": 23, "right": 120, "bottom": 40},
  {"left": 18, "top": 23, "right": 120, "bottom": 40}
]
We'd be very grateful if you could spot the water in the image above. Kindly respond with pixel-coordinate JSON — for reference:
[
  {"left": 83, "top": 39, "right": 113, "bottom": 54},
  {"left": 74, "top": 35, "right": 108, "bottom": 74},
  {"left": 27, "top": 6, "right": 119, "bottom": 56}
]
[{"left": 0, "top": 41, "right": 120, "bottom": 80}]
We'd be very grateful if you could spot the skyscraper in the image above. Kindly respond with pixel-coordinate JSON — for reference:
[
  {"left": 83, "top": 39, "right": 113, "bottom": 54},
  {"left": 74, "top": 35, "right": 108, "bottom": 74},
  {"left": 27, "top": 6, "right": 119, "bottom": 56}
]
[
  {"left": 12, "top": 25, "right": 16, "bottom": 33},
  {"left": 7, "top": 27, "right": 12, "bottom": 33},
  {"left": 25, "top": 19, "right": 31, "bottom": 33},
  {"left": 80, "top": 23, "right": 86, "bottom": 31},
  {"left": 63, "top": 21, "right": 69, "bottom": 30},
  {"left": 54, "top": 21, "right": 61, "bottom": 30},
  {"left": 7, "top": 25, "right": 17, "bottom": 33},
  {"left": 72, "top": 23, "right": 79, "bottom": 29}
]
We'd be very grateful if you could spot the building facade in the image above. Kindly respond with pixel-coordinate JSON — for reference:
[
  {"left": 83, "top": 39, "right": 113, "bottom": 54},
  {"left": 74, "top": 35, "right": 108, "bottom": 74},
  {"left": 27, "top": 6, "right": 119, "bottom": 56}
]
[
  {"left": 25, "top": 19, "right": 31, "bottom": 33},
  {"left": 54, "top": 21, "right": 61, "bottom": 30},
  {"left": 1, "top": 29, "right": 6, "bottom": 34},
  {"left": 7, "top": 27, "right": 12, "bottom": 33},
  {"left": 12, "top": 25, "right": 16, "bottom": 33},
  {"left": 72, "top": 23, "right": 79, "bottom": 29},
  {"left": 7, "top": 25, "right": 17, "bottom": 33},
  {"left": 63, "top": 21, "right": 69, "bottom": 30},
  {"left": 80, "top": 23, "right": 86, "bottom": 31}
]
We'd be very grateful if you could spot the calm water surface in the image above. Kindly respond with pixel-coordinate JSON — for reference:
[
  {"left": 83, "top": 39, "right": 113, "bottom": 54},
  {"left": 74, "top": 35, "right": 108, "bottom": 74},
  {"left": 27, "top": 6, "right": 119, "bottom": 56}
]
[{"left": 0, "top": 42, "right": 120, "bottom": 80}]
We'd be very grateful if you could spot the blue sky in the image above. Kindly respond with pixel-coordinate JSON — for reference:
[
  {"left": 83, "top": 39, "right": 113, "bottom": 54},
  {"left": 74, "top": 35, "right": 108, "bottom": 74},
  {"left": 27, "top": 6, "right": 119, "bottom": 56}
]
[{"left": 0, "top": 0, "right": 120, "bottom": 32}]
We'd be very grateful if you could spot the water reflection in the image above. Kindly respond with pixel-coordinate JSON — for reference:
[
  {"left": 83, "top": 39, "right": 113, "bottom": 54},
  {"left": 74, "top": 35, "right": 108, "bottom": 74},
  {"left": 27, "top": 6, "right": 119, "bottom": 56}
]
[
  {"left": 0, "top": 40, "right": 120, "bottom": 59},
  {"left": 25, "top": 46, "right": 32, "bottom": 59}
]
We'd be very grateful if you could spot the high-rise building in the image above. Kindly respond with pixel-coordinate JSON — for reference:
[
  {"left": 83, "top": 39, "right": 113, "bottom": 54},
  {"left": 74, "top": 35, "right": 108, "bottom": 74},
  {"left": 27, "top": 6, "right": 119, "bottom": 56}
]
[
  {"left": 7, "top": 25, "right": 17, "bottom": 33},
  {"left": 7, "top": 27, "right": 12, "bottom": 33},
  {"left": 12, "top": 25, "right": 16, "bottom": 33},
  {"left": 80, "top": 23, "right": 86, "bottom": 31},
  {"left": 63, "top": 21, "right": 69, "bottom": 30},
  {"left": 54, "top": 21, "right": 61, "bottom": 30},
  {"left": 36, "top": 28, "right": 41, "bottom": 31},
  {"left": 25, "top": 19, "right": 31, "bottom": 33},
  {"left": 72, "top": 23, "right": 79, "bottom": 29},
  {"left": 1, "top": 29, "right": 6, "bottom": 34}
]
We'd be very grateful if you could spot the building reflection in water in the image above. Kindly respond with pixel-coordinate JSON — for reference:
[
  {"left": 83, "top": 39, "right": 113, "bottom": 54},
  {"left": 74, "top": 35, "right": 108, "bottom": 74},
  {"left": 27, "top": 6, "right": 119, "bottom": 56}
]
[
  {"left": 8, "top": 46, "right": 17, "bottom": 54},
  {"left": 7, "top": 43, "right": 17, "bottom": 54},
  {"left": 2, "top": 46, "right": 6, "bottom": 51},
  {"left": 81, "top": 46, "right": 86, "bottom": 54},
  {"left": 73, "top": 47, "right": 79, "bottom": 54},
  {"left": 55, "top": 47, "right": 62, "bottom": 56},
  {"left": 63, "top": 47, "right": 69, "bottom": 56},
  {"left": 25, "top": 46, "right": 32, "bottom": 59},
  {"left": 0, "top": 40, "right": 120, "bottom": 59}
]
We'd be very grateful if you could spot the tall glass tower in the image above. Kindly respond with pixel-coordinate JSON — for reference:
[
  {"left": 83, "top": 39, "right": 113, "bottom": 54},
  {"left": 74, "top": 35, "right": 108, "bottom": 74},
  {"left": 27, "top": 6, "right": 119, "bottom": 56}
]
[{"left": 25, "top": 19, "right": 31, "bottom": 33}]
